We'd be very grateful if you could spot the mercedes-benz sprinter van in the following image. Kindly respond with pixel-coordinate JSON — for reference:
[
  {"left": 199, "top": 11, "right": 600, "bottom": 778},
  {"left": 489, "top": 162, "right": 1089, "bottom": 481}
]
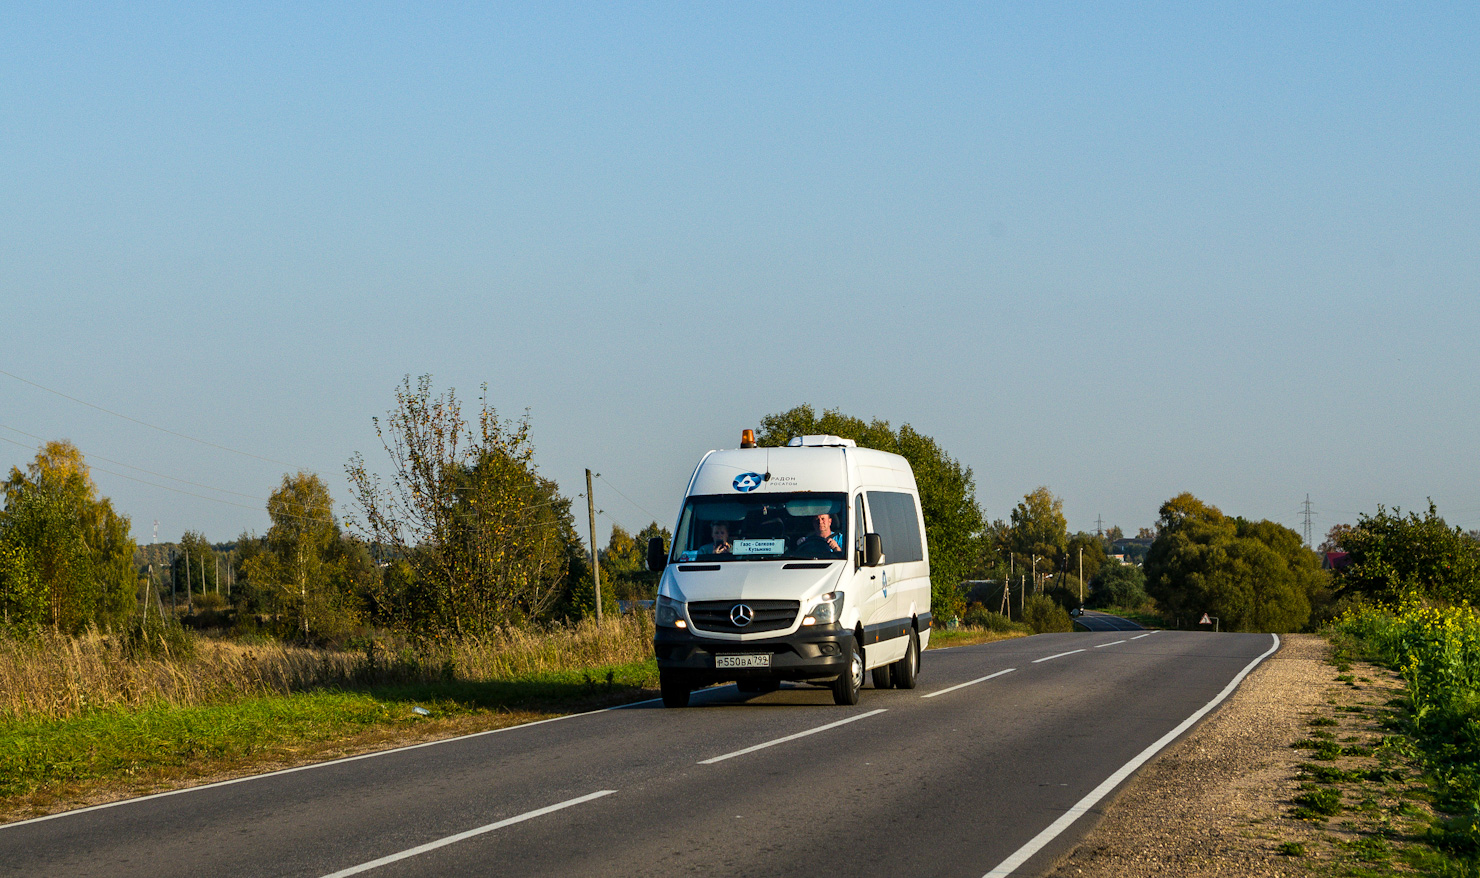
[{"left": 647, "top": 431, "right": 932, "bottom": 707}]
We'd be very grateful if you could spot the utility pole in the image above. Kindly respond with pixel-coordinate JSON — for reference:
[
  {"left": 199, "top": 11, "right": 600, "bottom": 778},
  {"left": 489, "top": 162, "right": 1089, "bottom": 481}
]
[
  {"left": 586, "top": 469, "right": 602, "bottom": 624},
  {"left": 1095, "top": 515, "right": 1104, "bottom": 538},
  {"left": 169, "top": 548, "right": 177, "bottom": 614},
  {"left": 1079, "top": 547, "right": 1084, "bottom": 604},
  {"left": 1301, "top": 495, "right": 1317, "bottom": 548},
  {"left": 184, "top": 548, "right": 193, "bottom": 613}
]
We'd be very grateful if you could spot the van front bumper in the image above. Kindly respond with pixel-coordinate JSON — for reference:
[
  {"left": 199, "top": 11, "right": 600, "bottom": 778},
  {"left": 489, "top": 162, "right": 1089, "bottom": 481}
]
[{"left": 654, "top": 624, "right": 853, "bottom": 684}]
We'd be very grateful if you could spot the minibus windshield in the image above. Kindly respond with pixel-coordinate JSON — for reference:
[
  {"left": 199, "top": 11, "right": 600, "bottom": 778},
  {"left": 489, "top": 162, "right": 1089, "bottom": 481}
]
[{"left": 671, "top": 493, "right": 849, "bottom": 562}]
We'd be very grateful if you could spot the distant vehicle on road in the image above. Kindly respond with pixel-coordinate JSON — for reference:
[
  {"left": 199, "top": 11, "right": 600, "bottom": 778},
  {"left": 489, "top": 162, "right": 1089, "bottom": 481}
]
[{"left": 647, "top": 431, "right": 931, "bottom": 707}]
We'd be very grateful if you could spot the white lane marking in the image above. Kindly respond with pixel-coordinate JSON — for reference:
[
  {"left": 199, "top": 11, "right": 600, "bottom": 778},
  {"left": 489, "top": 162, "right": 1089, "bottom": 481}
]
[
  {"left": 0, "top": 701, "right": 650, "bottom": 832},
  {"left": 698, "top": 709, "right": 887, "bottom": 764},
  {"left": 922, "top": 668, "right": 1016, "bottom": 699},
  {"left": 1031, "top": 649, "right": 1086, "bottom": 664},
  {"left": 1131, "top": 631, "right": 1158, "bottom": 640},
  {"left": 319, "top": 789, "right": 616, "bottom": 878},
  {"left": 1093, "top": 640, "right": 1126, "bottom": 649},
  {"left": 982, "top": 633, "right": 1282, "bottom": 877}
]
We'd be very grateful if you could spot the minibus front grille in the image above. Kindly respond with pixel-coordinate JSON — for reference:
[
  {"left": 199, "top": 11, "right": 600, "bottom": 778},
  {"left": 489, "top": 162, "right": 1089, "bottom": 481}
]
[{"left": 688, "top": 600, "right": 800, "bottom": 634}]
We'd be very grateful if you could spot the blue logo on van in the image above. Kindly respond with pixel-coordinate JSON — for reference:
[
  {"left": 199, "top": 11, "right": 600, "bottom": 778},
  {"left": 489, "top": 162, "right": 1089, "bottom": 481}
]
[{"left": 733, "top": 472, "right": 764, "bottom": 492}]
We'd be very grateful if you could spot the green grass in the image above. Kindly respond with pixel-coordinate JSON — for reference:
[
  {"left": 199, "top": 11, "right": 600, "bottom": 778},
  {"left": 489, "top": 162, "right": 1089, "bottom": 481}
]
[
  {"left": 0, "top": 658, "right": 658, "bottom": 805},
  {"left": 925, "top": 627, "right": 1029, "bottom": 649},
  {"left": 1293, "top": 786, "right": 1344, "bottom": 820}
]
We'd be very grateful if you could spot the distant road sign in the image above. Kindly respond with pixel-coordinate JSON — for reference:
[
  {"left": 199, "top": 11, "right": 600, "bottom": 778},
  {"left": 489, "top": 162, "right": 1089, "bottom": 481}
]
[{"left": 1199, "top": 613, "right": 1211, "bottom": 625}]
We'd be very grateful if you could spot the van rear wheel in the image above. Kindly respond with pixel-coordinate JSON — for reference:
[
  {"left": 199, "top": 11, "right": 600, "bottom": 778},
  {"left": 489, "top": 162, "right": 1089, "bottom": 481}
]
[
  {"left": 660, "top": 671, "right": 691, "bottom": 708},
  {"left": 832, "top": 640, "right": 863, "bottom": 705},
  {"left": 890, "top": 628, "right": 920, "bottom": 690}
]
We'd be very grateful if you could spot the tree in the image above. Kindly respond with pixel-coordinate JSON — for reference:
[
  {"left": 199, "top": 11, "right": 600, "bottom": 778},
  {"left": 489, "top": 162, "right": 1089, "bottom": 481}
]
[
  {"left": 241, "top": 473, "right": 358, "bottom": 640},
  {"left": 0, "top": 441, "right": 137, "bottom": 632},
  {"left": 600, "top": 522, "right": 671, "bottom": 602},
  {"left": 1143, "top": 493, "right": 1325, "bottom": 633},
  {"left": 173, "top": 530, "right": 218, "bottom": 608},
  {"left": 1332, "top": 502, "right": 1480, "bottom": 605},
  {"left": 1087, "top": 561, "right": 1149, "bottom": 609},
  {"left": 1318, "top": 523, "right": 1355, "bottom": 556},
  {"left": 1008, "top": 487, "right": 1068, "bottom": 580},
  {"left": 1066, "top": 531, "right": 1107, "bottom": 593},
  {"left": 346, "top": 376, "right": 581, "bottom": 633},
  {"left": 757, "top": 405, "right": 985, "bottom": 620}
]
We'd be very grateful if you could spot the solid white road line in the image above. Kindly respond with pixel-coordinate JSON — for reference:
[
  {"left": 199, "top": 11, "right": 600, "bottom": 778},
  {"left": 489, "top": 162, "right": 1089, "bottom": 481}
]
[
  {"left": 922, "top": 668, "right": 1016, "bottom": 699},
  {"left": 1031, "top": 649, "right": 1086, "bottom": 663},
  {"left": 1131, "top": 631, "right": 1158, "bottom": 640},
  {"left": 698, "top": 709, "right": 887, "bottom": 764},
  {"left": 1093, "top": 640, "right": 1126, "bottom": 649},
  {"left": 319, "top": 790, "right": 617, "bottom": 878},
  {"left": 981, "top": 633, "right": 1282, "bottom": 877}
]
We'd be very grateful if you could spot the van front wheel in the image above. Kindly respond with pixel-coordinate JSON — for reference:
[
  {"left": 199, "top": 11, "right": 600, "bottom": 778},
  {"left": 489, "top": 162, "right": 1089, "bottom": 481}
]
[
  {"left": 832, "top": 641, "right": 863, "bottom": 705},
  {"left": 890, "top": 628, "right": 920, "bottom": 690}
]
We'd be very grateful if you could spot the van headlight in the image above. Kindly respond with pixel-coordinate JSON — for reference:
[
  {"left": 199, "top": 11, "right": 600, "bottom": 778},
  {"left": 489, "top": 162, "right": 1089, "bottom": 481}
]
[
  {"left": 802, "top": 592, "right": 844, "bottom": 626},
  {"left": 656, "top": 595, "right": 687, "bottom": 629}
]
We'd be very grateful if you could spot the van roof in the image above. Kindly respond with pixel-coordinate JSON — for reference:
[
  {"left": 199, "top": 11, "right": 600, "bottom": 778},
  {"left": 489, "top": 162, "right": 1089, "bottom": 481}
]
[
  {"left": 785, "top": 434, "right": 856, "bottom": 448},
  {"left": 685, "top": 440, "right": 916, "bottom": 497}
]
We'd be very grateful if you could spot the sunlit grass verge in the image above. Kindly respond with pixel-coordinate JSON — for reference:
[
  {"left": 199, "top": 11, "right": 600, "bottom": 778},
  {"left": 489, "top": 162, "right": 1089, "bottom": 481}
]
[
  {"left": 0, "top": 613, "right": 657, "bottom": 722},
  {"left": 926, "top": 626, "right": 1030, "bottom": 649},
  {"left": 0, "top": 615, "right": 660, "bottom": 817},
  {"left": 0, "top": 658, "right": 659, "bottom": 814},
  {"left": 1333, "top": 600, "right": 1480, "bottom": 868}
]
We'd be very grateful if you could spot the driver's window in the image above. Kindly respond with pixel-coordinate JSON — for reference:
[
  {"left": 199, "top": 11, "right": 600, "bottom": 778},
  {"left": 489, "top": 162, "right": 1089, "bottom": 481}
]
[{"left": 853, "top": 494, "right": 867, "bottom": 566}]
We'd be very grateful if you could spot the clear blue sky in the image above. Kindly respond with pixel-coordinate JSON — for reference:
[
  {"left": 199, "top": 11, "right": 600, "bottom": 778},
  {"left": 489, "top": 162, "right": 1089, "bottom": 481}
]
[{"left": 3, "top": 2, "right": 1477, "bottom": 548}]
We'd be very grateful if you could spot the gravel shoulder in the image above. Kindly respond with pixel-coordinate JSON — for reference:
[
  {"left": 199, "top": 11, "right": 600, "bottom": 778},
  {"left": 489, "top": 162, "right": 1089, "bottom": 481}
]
[{"left": 1045, "top": 633, "right": 1404, "bottom": 877}]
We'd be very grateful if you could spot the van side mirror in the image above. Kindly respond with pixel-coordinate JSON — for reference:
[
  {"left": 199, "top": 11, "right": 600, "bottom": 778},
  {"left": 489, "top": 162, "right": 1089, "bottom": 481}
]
[
  {"left": 647, "top": 537, "right": 668, "bottom": 573},
  {"left": 863, "top": 533, "right": 883, "bottom": 567}
]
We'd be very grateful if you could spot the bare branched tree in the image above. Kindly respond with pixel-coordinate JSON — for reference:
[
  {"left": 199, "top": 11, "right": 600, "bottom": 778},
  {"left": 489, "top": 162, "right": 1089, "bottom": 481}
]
[{"left": 346, "top": 376, "right": 575, "bottom": 634}]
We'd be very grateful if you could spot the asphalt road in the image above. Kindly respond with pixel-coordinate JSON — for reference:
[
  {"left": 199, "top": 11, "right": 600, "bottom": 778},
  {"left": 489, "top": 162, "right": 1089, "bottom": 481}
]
[
  {"left": 0, "top": 630, "right": 1278, "bottom": 878},
  {"left": 1075, "top": 610, "right": 1145, "bottom": 632}
]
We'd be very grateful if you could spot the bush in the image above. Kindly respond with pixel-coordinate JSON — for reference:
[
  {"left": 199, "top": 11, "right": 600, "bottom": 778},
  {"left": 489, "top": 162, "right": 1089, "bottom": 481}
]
[
  {"left": 1022, "top": 594, "right": 1073, "bottom": 633},
  {"left": 962, "top": 603, "right": 1028, "bottom": 633}
]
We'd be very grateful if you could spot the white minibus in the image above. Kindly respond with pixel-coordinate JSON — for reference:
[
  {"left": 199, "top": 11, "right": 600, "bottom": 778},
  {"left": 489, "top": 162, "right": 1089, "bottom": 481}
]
[{"left": 647, "top": 431, "right": 931, "bottom": 707}]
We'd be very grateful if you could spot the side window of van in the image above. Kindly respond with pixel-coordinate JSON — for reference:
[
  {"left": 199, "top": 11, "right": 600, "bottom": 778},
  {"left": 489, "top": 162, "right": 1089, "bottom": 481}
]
[
  {"left": 853, "top": 494, "right": 867, "bottom": 558},
  {"left": 865, "top": 491, "right": 925, "bottom": 564}
]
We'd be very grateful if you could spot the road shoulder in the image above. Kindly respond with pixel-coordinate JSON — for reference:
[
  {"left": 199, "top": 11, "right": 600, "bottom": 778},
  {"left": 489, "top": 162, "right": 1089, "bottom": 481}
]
[{"left": 1045, "top": 633, "right": 1331, "bottom": 877}]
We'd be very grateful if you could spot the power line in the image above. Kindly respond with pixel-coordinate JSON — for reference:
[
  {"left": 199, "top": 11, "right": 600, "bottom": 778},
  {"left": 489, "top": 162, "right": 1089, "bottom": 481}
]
[
  {"left": 0, "top": 367, "right": 308, "bottom": 470},
  {"left": 596, "top": 473, "right": 666, "bottom": 524},
  {"left": 1, "top": 424, "right": 266, "bottom": 501}
]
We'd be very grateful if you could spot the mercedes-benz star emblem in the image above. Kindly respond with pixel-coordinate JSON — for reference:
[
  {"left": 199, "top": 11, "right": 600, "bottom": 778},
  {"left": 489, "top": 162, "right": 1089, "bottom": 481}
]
[{"left": 730, "top": 604, "right": 754, "bottom": 627}]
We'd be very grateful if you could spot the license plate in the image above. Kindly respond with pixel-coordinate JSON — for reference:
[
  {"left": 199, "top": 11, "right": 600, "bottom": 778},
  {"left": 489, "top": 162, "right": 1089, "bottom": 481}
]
[{"left": 715, "top": 654, "right": 771, "bottom": 669}]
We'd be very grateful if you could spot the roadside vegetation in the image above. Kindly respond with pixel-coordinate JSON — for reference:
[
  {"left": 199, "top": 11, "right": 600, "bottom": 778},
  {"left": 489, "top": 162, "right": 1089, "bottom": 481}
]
[
  {"left": 1325, "top": 602, "right": 1480, "bottom": 874},
  {"left": 0, "top": 614, "right": 658, "bottom": 812},
  {"left": 6, "top": 378, "right": 1480, "bottom": 845}
]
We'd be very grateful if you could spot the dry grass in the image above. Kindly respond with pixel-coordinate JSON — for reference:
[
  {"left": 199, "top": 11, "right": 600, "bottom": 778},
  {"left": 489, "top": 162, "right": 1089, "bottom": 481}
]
[{"left": 0, "top": 614, "right": 657, "bottom": 722}]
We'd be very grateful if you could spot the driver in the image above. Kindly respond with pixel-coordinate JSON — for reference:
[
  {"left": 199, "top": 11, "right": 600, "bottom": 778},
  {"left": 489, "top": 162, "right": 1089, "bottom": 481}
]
[
  {"left": 794, "top": 513, "right": 844, "bottom": 556},
  {"left": 698, "top": 522, "right": 733, "bottom": 555}
]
